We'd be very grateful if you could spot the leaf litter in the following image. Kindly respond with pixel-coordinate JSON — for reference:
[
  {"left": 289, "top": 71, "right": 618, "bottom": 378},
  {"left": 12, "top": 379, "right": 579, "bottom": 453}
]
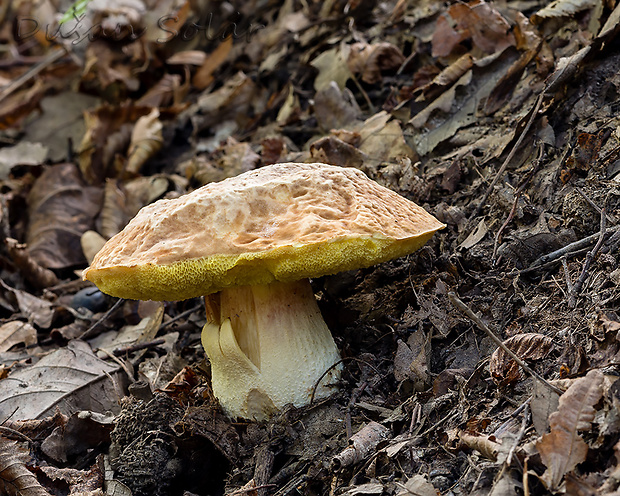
[{"left": 2, "top": 0, "right": 620, "bottom": 494}]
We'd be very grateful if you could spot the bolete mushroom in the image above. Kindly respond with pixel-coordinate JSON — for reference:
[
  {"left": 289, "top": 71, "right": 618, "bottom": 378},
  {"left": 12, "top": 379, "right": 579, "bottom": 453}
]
[{"left": 83, "top": 163, "right": 444, "bottom": 420}]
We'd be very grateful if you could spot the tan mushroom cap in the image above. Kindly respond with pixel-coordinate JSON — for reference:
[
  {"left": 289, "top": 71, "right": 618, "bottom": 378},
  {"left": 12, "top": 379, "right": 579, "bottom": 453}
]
[{"left": 83, "top": 163, "right": 445, "bottom": 301}]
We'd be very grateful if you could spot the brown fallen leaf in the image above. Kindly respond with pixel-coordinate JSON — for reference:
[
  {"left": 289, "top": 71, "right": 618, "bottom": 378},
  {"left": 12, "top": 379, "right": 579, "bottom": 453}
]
[
  {"left": 0, "top": 438, "right": 52, "bottom": 496},
  {"left": 0, "top": 340, "right": 125, "bottom": 421},
  {"left": 536, "top": 369, "right": 604, "bottom": 491},
  {"left": 192, "top": 36, "right": 233, "bottom": 90},
  {"left": 458, "top": 431, "right": 500, "bottom": 461},
  {"left": 489, "top": 333, "right": 554, "bottom": 386},
  {"left": 5, "top": 238, "right": 59, "bottom": 289},
  {"left": 125, "top": 109, "right": 163, "bottom": 176},
  {"left": 416, "top": 53, "right": 474, "bottom": 101},
  {"left": 79, "top": 104, "right": 154, "bottom": 185},
  {"left": 346, "top": 41, "right": 405, "bottom": 84},
  {"left": 26, "top": 163, "right": 103, "bottom": 270},
  {"left": 0, "top": 321, "right": 37, "bottom": 352},
  {"left": 431, "top": 0, "right": 515, "bottom": 58}
]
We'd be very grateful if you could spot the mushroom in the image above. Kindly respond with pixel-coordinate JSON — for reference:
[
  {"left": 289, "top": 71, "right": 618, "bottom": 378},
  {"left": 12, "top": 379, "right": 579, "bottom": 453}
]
[{"left": 83, "top": 163, "right": 444, "bottom": 420}]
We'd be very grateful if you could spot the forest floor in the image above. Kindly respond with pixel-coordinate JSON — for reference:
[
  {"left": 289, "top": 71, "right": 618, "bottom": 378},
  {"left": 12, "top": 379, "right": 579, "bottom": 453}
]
[{"left": 2, "top": 0, "right": 620, "bottom": 495}]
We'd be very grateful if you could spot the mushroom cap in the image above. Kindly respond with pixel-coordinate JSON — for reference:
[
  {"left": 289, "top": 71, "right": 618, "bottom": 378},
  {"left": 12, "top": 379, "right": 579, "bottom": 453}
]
[{"left": 84, "top": 163, "right": 445, "bottom": 301}]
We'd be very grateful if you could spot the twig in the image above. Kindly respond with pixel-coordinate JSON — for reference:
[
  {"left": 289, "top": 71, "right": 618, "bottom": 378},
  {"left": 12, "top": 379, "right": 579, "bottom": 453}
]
[
  {"left": 506, "top": 404, "right": 530, "bottom": 466},
  {"left": 0, "top": 425, "right": 33, "bottom": 443},
  {"left": 575, "top": 187, "right": 616, "bottom": 224},
  {"left": 448, "top": 292, "right": 563, "bottom": 395},
  {"left": 0, "top": 47, "right": 67, "bottom": 103},
  {"left": 492, "top": 144, "right": 544, "bottom": 262},
  {"left": 471, "top": 93, "right": 544, "bottom": 220},
  {"left": 568, "top": 208, "right": 607, "bottom": 308},
  {"left": 526, "top": 224, "right": 620, "bottom": 269},
  {"left": 78, "top": 298, "right": 125, "bottom": 340},
  {"left": 158, "top": 303, "right": 202, "bottom": 331},
  {"left": 113, "top": 338, "right": 165, "bottom": 356},
  {"left": 562, "top": 257, "right": 573, "bottom": 296}
]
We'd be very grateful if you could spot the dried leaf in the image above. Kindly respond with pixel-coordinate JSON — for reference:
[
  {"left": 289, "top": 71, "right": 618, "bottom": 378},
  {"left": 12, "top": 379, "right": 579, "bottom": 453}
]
[
  {"left": 396, "top": 475, "right": 437, "bottom": 496},
  {"left": 311, "top": 47, "right": 353, "bottom": 92},
  {"left": 41, "top": 411, "right": 114, "bottom": 463},
  {"left": 192, "top": 36, "right": 233, "bottom": 90},
  {"left": 0, "top": 439, "right": 52, "bottom": 496},
  {"left": 125, "top": 109, "right": 163, "bottom": 176},
  {"left": 81, "top": 231, "right": 107, "bottom": 265},
  {"left": 536, "top": 369, "right": 604, "bottom": 491},
  {"left": 314, "top": 82, "right": 362, "bottom": 131},
  {"left": 458, "top": 431, "right": 500, "bottom": 461},
  {"left": 532, "top": 0, "right": 600, "bottom": 22},
  {"left": 137, "top": 74, "right": 185, "bottom": 108},
  {"left": 431, "top": 0, "right": 515, "bottom": 58},
  {"left": 26, "top": 163, "right": 102, "bottom": 269},
  {"left": 489, "top": 333, "right": 554, "bottom": 386},
  {"left": 346, "top": 41, "right": 405, "bottom": 84},
  {"left": 0, "top": 340, "right": 125, "bottom": 421},
  {"left": 0, "top": 321, "right": 37, "bottom": 352},
  {"left": 0, "top": 280, "right": 54, "bottom": 328},
  {"left": 417, "top": 53, "right": 474, "bottom": 101},
  {"left": 5, "top": 238, "right": 59, "bottom": 289},
  {"left": 0, "top": 142, "right": 48, "bottom": 179},
  {"left": 531, "top": 378, "right": 560, "bottom": 436},
  {"left": 79, "top": 104, "right": 153, "bottom": 185}
]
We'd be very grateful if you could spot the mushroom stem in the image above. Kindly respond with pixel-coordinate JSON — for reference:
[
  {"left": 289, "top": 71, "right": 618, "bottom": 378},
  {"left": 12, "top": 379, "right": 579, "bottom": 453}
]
[{"left": 201, "top": 279, "right": 341, "bottom": 420}]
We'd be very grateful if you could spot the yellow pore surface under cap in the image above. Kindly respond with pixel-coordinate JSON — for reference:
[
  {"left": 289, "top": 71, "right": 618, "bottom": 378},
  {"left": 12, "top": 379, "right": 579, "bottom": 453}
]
[{"left": 84, "top": 163, "right": 445, "bottom": 301}]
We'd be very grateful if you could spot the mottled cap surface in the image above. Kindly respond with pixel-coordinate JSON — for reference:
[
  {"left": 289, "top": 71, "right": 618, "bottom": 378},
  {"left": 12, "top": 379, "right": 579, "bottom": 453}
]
[{"left": 84, "top": 163, "right": 445, "bottom": 300}]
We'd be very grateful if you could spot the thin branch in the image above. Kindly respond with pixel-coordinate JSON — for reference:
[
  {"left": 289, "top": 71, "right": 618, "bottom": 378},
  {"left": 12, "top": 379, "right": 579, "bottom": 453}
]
[
  {"left": 78, "top": 298, "right": 125, "bottom": 340},
  {"left": 471, "top": 93, "right": 544, "bottom": 220},
  {"left": 448, "top": 292, "right": 563, "bottom": 395},
  {"left": 568, "top": 208, "right": 607, "bottom": 308},
  {"left": 525, "top": 224, "right": 620, "bottom": 270}
]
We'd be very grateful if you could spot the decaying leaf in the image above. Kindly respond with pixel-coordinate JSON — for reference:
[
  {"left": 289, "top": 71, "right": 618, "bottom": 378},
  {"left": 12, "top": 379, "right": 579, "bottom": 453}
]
[
  {"left": 26, "top": 163, "right": 103, "bottom": 269},
  {"left": 311, "top": 47, "right": 353, "bottom": 91},
  {"left": 0, "top": 280, "right": 54, "bottom": 328},
  {"left": 79, "top": 104, "right": 154, "bottom": 185},
  {"left": 125, "top": 109, "right": 163, "bottom": 176},
  {"left": 0, "top": 438, "right": 52, "bottom": 496},
  {"left": 0, "top": 321, "right": 37, "bottom": 352},
  {"left": 346, "top": 41, "right": 405, "bottom": 84},
  {"left": 0, "top": 340, "right": 125, "bottom": 421},
  {"left": 5, "top": 238, "right": 59, "bottom": 289},
  {"left": 489, "top": 333, "right": 554, "bottom": 386},
  {"left": 431, "top": 0, "right": 515, "bottom": 58},
  {"left": 536, "top": 369, "right": 604, "bottom": 491},
  {"left": 532, "top": 0, "right": 600, "bottom": 23},
  {"left": 192, "top": 36, "right": 233, "bottom": 90},
  {"left": 395, "top": 475, "right": 437, "bottom": 496}
]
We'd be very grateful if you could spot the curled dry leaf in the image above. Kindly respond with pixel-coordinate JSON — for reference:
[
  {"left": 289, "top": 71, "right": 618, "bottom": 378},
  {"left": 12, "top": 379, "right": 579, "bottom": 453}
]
[
  {"left": 489, "top": 332, "right": 554, "bottom": 386},
  {"left": 346, "top": 41, "right": 405, "bottom": 84},
  {"left": 536, "top": 369, "right": 604, "bottom": 491},
  {"left": 0, "top": 439, "right": 52, "bottom": 496},
  {"left": 458, "top": 430, "right": 500, "bottom": 461},
  {"left": 416, "top": 53, "right": 474, "bottom": 101},
  {"left": 125, "top": 109, "right": 163, "bottom": 176}
]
